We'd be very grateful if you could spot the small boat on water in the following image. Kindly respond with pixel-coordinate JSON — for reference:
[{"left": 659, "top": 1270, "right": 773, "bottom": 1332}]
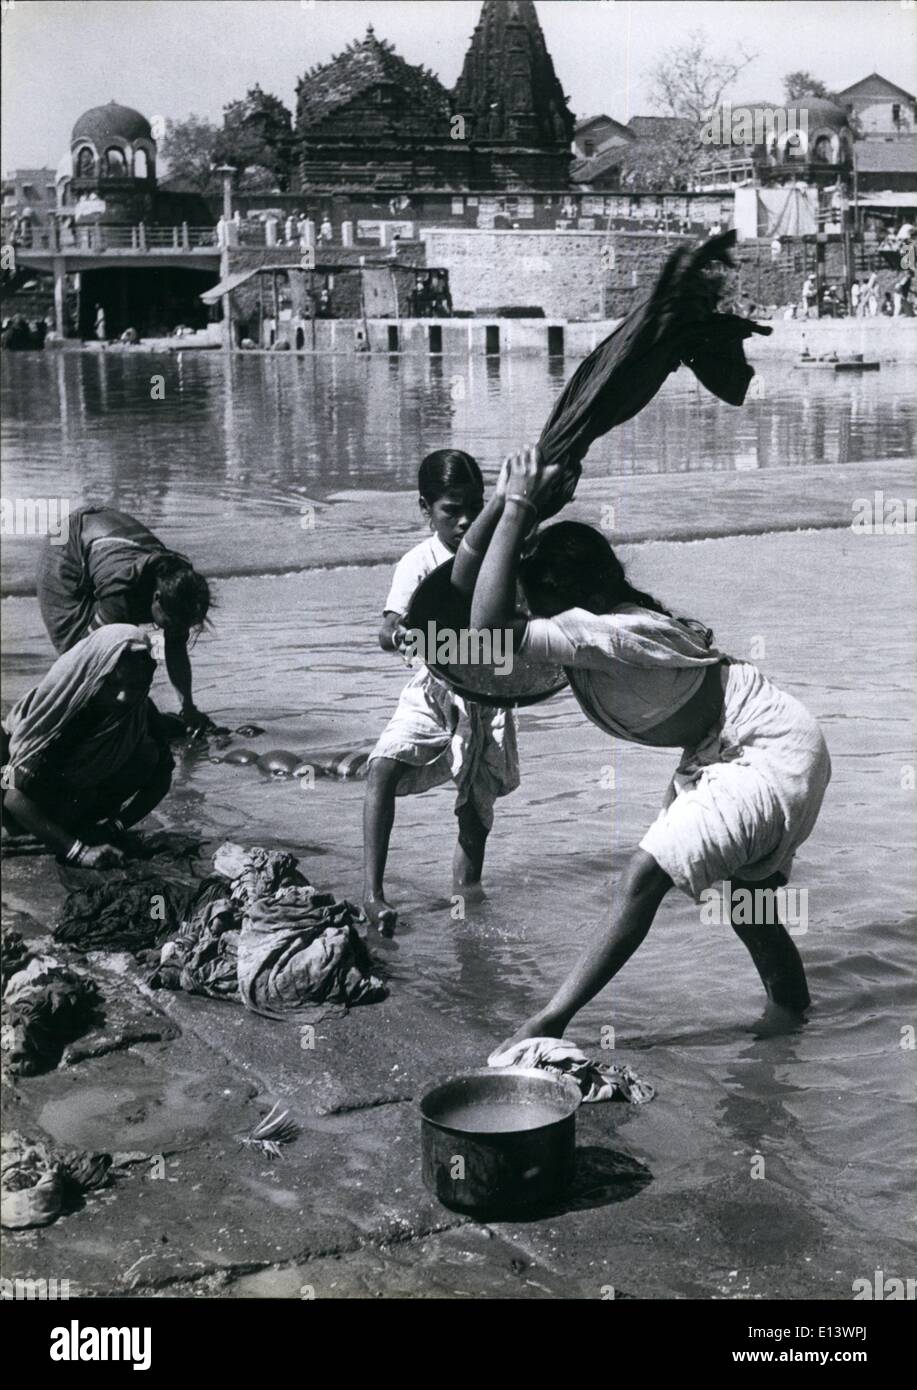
[{"left": 797, "top": 351, "right": 880, "bottom": 372}]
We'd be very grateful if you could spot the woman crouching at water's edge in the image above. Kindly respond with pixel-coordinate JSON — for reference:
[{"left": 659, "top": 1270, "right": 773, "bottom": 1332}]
[
  {"left": 37, "top": 504, "right": 215, "bottom": 733},
  {"left": 1, "top": 626, "right": 173, "bottom": 868},
  {"left": 459, "top": 448, "right": 831, "bottom": 1047}
]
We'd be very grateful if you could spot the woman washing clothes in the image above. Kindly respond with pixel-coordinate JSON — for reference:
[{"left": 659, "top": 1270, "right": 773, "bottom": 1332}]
[
  {"left": 1, "top": 626, "right": 173, "bottom": 868},
  {"left": 37, "top": 504, "right": 215, "bottom": 733},
  {"left": 460, "top": 448, "right": 831, "bottom": 1043}
]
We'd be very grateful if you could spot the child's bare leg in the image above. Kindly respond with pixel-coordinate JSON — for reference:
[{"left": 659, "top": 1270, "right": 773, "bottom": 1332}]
[
  {"left": 362, "top": 757, "right": 404, "bottom": 933},
  {"left": 453, "top": 803, "right": 489, "bottom": 893},
  {"left": 503, "top": 849, "right": 672, "bottom": 1045},
  {"left": 728, "top": 875, "right": 811, "bottom": 1012}
]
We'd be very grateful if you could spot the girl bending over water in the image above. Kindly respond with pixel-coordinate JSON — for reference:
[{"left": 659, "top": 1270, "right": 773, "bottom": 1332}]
[
  {"left": 37, "top": 505, "right": 215, "bottom": 733},
  {"left": 461, "top": 449, "right": 831, "bottom": 1044}
]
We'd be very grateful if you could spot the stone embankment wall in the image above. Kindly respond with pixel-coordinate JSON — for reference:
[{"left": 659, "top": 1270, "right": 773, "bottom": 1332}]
[
  {"left": 259, "top": 315, "right": 915, "bottom": 361},
  {"left": 420, "top": 229, "right": 908, "bottom": 319}
]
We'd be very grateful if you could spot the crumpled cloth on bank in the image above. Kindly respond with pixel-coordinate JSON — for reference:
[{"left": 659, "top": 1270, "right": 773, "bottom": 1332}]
[
  {"left": 1, "top": 933, "right": 101, "bottom": 1076},
  {"left": 488, "top": 1037, "right": 655, "bottom": 1104},
  {"left": 146, "top": 879, "right": 240, "bottom": 1000},
  {"left": 239, "top": 884, "right": 385, "bottom": 1016},
  {"left": 213, "top": 842, "right": 307, "bottom": 904},
  {"left": 149, "top": 844, "right": 386, "bottom": 1017},
  {"left": 1, "top": 1131, "right": 111, "bottom": 1229},
  {"left": 0, "top": 924, "right": 30, "bottom": 992}
]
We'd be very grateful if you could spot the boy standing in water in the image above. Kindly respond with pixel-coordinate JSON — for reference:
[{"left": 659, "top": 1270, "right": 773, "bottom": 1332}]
[{"left": 363, "top": 450, "right": 519, "bottom": 933}]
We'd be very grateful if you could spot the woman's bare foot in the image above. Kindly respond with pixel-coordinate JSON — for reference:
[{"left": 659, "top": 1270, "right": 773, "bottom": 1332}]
[
  {"left": 452, "top": 878, "right": 486, "bottom": 905},
  {"left": 363, "top": 893, "right": 398, "bottom": 936},
  {"left": 498, "top": 1009, "right": 567, "bottom": 1053},
  {"left": 747, "top": 999, "right": 808, "bottom": 1039}
]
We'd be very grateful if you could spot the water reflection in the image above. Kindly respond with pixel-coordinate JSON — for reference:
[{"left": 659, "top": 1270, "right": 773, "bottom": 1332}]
[{"left": 2, "top": 353, "right": 913, "bottom": 530}]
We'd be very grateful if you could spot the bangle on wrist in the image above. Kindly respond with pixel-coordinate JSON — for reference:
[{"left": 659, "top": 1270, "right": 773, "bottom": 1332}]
[
  {"left": 66, "top": 839, "right": 86, "bottom": 864},
  {"left": 460, "top": 534, "right": 483, "bottom": 557},
  {"left": 506, "top": 494, "right": 538, "bottom": 519}
]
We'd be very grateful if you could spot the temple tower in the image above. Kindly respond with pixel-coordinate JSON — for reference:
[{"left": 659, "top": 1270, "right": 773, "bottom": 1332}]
[{"left": 453, "top": 0, "right": 574, "bottom": 187}]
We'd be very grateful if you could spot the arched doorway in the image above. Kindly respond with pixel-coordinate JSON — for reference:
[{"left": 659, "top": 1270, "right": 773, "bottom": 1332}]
[
  {"left": 74, "top": 146, "right": 95, "bottom": 178},
  {"left": 103, "top": 147, "right": 127, "bottom": 177}
]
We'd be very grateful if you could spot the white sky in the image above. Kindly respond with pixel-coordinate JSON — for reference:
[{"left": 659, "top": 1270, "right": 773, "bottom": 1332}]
[{"left": 2, "top": 0, "right": 916, "bottom": 173}]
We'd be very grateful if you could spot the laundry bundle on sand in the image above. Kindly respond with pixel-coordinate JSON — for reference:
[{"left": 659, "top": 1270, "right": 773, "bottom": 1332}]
[
  {"left": 488, "top": 1037, "right": 655, "bottom": 1104},
  {"left": 149, "top": 844, "right": 386, "bottom": 1016},
  {"left": 1, "top": 1131, "right": 112, "bottom": 1230},
  {"left": 150, "top": 879, "right": 241, "bottom": 1001},
  {"left": 1, "top": 929, "right": 101, "bottom": 1076},
  {"left": 1, "top": 924, "right": 30, "bottom": 991}
]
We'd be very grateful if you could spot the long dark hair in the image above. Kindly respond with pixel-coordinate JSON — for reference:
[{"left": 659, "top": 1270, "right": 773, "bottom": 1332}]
[
  {"left": 150, "top": 554, "right": 213, "bottom": 634},
  {"left": 520, "top": 522, "right": 671, "bottom": 616},
  {"left": 418, "top": 449, "right": 483, "bottom": 503}
]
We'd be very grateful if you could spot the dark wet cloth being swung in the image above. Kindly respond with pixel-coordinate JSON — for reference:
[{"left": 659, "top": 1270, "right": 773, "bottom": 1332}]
[{"left": 536, "top": 231, "right": 772, "bottom": 489}]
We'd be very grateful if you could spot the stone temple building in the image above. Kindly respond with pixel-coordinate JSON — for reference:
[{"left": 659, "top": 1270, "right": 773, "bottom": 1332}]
[{"left": 295, "top": 0, "right": 574, "bottom": 193}]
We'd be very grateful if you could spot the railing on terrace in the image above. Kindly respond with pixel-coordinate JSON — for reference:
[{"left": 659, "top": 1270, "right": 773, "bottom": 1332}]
[{"left": 8, "top": 224, "right": 218, "bottom": 253}]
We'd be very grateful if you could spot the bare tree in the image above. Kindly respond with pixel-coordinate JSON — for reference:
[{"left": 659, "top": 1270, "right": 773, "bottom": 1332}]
[
  {"left": 648, "top": 29, "right": 757, "bottom": 125},
  {"left": 636, "top": 29, "right": 757, "bottom": 188}
]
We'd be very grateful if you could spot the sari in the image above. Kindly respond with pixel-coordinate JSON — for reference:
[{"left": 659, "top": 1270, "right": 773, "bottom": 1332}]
[
  {"left": 37, "top": 506, "right": 175, "bottom": 654},
  {"left": 2, "top": 626, "right": 168, "bottom": 824}
]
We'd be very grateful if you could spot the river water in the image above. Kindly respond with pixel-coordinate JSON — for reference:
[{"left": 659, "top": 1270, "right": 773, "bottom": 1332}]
[{"left": 1, "top": 349, "right": 914, "bottom": 1295}]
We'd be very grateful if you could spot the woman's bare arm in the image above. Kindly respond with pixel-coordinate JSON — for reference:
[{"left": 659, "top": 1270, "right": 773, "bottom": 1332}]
[
  {"left": 470, "top": 448, "right": 565, "bottom": 631},
  {"left": 378, "top": 611, "right": 406, "bottom": 652},
  {"left": 164, "top": 629, "right": 214, "bottom": 731},
  {"left": 4, "top": 787, "right": 79, "bottom": 857},
  {"left": 451, "top": 459, "right": 510, "bottom": 596},
  {"left": 469, "top": 504, "right": 532, "bottom": 630},
  {"left": 3, "top": 786, "right": 123, "bottom": 866}
]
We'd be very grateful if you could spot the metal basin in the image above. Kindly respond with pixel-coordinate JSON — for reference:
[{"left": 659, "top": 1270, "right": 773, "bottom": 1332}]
[
  {"left": 419, "top": 1068, "right": 581, "bottom": 1215},
  {"left": 405, "top": 560, "right": 568, "bottom": 708}
]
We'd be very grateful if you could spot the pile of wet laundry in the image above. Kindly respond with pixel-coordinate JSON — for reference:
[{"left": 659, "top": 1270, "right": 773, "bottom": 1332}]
[
  {"left": 54, "top": 876, "right": 198, "bottom": 954},
  {"left": 1, "top": 1130, "right": 112, "bottom": 1230},
  {"left": 148, "top": 843, "right": 386, "bottom": 1016},
  {"left": 51, "top": 831, "right": 207, "bottom": 955},
  {"left": 1, "top": 927, "right": 101, "bottom": 1077}
]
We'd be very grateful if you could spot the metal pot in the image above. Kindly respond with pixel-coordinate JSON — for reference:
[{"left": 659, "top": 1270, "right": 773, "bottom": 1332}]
[
  {"left": 404, "top": 561, "right": 568, "bottom": 708},
  {"left": 419, "top": 1068, "right": 581, "bottom": 1215}
]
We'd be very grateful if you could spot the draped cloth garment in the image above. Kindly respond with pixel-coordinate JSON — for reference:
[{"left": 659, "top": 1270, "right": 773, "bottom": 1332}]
[
  {"left": 2, "top": 625, "right": 155, "bottom": 794},
  {"left": 37, "top": 505, "right": 178, "bottom": 654},
  {"left": 518, "top": 609, "right": 830, "bottom": 900}
]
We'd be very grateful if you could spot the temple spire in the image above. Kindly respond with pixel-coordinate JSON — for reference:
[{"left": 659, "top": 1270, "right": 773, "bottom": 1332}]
[{"left": 453, "top": 0, "right": 574, "bottom": 148}]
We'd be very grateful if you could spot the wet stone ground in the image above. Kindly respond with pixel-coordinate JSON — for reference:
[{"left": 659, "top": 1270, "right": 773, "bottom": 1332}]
[{"left": 3, "top": 838, "right": 911, "bottom": 1301}]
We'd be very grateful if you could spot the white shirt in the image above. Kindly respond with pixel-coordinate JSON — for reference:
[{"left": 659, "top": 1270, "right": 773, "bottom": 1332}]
[{"left": 383, "top": 535, "right": 453, "bottom": 617}]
